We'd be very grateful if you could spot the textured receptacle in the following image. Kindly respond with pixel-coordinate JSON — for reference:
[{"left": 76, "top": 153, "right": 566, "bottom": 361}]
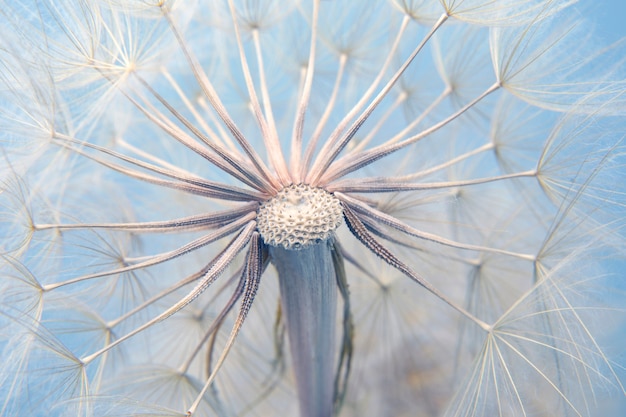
[{"left": 257, "top": 184, "right": 343, "bottom": 250}]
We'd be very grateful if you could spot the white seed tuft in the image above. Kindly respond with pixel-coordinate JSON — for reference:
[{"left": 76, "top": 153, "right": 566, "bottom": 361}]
[{"left": 257, "top": 184, "right": 343, "bottom": 250}]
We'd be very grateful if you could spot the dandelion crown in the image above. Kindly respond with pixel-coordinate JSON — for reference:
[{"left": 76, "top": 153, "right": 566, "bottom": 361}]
[
  {"left": 257, "top": 184, "right": 343, "bottom": 250},
  {"left": 0, "top": 1, "right": 625, "bottom": 417}
]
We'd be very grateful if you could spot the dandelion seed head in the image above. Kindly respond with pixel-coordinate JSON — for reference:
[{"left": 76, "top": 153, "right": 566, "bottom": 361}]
[
  {"left": 1, "top": 0, "right": 625, "bottom": 416},
  {"left": 256, "top": 184, "right": 342, "bottom": 250}
]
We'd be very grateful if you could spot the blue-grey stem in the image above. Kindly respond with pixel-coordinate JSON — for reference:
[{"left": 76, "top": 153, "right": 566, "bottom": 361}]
[{"left": 270, "top": 241, "right": 338, "bottom": 417}]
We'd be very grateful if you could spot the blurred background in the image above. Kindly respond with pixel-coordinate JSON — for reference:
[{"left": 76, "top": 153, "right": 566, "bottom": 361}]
[{"left": 581, "top": 2, "right": 626, "bottom": 42}]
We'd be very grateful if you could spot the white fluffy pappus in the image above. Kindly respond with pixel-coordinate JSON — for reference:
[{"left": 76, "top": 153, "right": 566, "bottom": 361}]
[{"left": 1, "top": 1, "right": 625, "bottom": 416}]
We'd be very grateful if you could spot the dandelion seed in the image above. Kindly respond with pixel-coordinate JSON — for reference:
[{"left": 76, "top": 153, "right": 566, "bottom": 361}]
[{"left": 1, "top": 1, "right": 625, "bottom": 417}]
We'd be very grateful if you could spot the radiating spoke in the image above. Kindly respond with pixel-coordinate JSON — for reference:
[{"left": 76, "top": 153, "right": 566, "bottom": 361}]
[
  {"left": 342, "top": 203, "right": 490, "bottom": 331},
  {"left": 390, "top": 142, "right": 495, "bottom": 182},
  {"left": 105, "top": 267, "right": 225, "bottom": 330},
  {"left": 321, "top": 82, "right": 501, "bottom": 184},
  {"left": 338, "top": 193, "right": 536, "bottom": 261},
  {"left": 178, "top": 267, "right": 247, "bottom": 374},
  {"left": 187, "top": 232, "right": 264, "bottom": 416},
  {"left": 328, "top": 170, "right": 537, "bottom": 193},
  {"left": 112, "top": 83, "right": 271, "bottom": 192},
  {"left": 134, "top": 75, "right": 277, "bottom": 192},
  {"left": 350, "top": 85, "right": 453, "bottom": 154},
  {"left": 290, "top": 0, "right": 320, "bottom": 180},
  {"left": 308, "top": 14, "right": 448, "bottom": 185},
  {"left": 160, "top": 5, "right": 279, "bottom": 192},
  {"left": 80, "top": 221, "right": 257, "bottom": 366},
  {"left": 226, "top": 0, "right": 291, "bottom": 185},
  {"left": 301, "top": 53, "right": 348, "bottom": 179},
  {"left": 160, "top": 67, "right": 235, "bottom": 151},
  {"left": 56, "top": 140, "right": 262, "bottom": 201},
  {"left": 54, "top": 133, "right": 266, "bottom": 201},
  {"left": 305, "top": 14, "right": 412, "bottom": 184},
  {"left": 43, "top": 213, "right": 256, "bottom": 291},
  {"left": 35, "top": 202, "right": 257, "bottom": 233}
]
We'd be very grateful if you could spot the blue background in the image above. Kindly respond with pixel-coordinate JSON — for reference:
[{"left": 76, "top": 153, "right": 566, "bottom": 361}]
[{"left": 583, "top": 2, "right": 626, "bottom": 42}]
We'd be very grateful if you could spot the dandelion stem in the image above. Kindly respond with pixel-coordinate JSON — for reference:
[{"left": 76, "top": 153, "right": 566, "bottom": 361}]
[
  {"left": 270, "top": 240, "right": 339, "bottom": 417},
  {"left": 331, "top": 241, "right": 353, "bottom": 414}
]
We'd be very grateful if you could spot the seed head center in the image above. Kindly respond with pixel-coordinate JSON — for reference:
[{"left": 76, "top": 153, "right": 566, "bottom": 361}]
[{"left": 257, "top": 184, "right": 343, "bottom": 250}]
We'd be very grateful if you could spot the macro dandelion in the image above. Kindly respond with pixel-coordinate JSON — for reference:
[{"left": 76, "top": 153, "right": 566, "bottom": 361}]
[{"left": 1, "top": 0, "right": 625, "bottom": 416}]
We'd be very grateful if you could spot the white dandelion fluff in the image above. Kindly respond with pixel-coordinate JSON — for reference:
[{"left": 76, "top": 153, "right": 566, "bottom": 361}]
[{"left": 1, "top": 1, "right": 625, "bottom": 417}]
